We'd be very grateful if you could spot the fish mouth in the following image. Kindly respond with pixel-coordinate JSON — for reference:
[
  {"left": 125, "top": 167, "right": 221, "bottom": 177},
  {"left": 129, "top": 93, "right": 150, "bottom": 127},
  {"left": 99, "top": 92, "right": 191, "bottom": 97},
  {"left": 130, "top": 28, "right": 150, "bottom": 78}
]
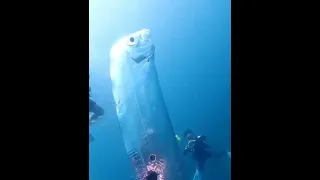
[
  {"left": 131, "top": 50, "right": 153, "bottom": 63},
  {"left": 127, "top": 29, "right": 154, "bottom": 64},
  {"left": 131, "top": 45, "right": 154, "bottom": 63}
]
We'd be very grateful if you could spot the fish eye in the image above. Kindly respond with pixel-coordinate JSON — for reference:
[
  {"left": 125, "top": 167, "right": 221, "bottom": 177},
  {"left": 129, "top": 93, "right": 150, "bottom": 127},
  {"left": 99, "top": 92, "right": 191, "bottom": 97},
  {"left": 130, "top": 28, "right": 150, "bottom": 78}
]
[{"left": 127, "top": 36, "right": 138, "bottom": 46}]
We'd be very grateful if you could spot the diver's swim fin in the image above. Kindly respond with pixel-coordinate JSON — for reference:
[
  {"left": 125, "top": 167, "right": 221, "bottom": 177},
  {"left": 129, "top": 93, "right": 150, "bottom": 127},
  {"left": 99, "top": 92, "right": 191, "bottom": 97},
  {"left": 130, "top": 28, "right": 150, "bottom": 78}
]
[
  {"left": 89, "top": 133, "right": 95, "bottom": 143},
  {"left": 193, "top": 169, "right": 202, "bottom": 180}
]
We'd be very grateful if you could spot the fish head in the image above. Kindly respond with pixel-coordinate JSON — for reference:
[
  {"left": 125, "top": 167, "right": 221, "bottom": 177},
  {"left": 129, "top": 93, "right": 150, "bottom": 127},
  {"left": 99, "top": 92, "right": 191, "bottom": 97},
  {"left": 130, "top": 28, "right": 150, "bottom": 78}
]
[
  {"left": 110, "top": 29, "right": 154, "bottom": 65},
  {"left": 126, "top": 29, "right": 154, "bottom": 64},
  {"left": 110, "top": 29, "right": 155, "bottom": 85}
]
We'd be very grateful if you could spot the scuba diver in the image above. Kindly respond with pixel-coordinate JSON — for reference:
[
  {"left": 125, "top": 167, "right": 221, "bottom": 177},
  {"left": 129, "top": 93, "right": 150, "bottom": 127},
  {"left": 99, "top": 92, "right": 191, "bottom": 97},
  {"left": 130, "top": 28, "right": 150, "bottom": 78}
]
[
  {"left": 183, "top": 129, "right": 231, "bottom": 180},
  {"left": 89, "top": 77, "right": 104, "bottom": 125},
  {"left": 89, "top": 87, "right": 104, "bottom": 143},
  {"left": 89, "top": 75, "right": 105, "bottom": 144}
]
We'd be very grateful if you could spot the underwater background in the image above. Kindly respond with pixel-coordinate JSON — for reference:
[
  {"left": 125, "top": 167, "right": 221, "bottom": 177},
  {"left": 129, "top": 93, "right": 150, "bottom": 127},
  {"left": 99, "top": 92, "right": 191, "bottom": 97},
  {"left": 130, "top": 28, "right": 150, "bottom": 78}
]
[{"left": 89, "top": 0, "right": 230, "bottom": 180}]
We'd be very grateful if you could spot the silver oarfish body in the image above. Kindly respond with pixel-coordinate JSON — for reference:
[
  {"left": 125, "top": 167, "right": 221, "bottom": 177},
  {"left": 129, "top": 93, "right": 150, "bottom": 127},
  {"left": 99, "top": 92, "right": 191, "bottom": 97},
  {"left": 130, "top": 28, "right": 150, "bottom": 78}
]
[{"left": 110, "top": 29, "right": 187, "bottom": 180}]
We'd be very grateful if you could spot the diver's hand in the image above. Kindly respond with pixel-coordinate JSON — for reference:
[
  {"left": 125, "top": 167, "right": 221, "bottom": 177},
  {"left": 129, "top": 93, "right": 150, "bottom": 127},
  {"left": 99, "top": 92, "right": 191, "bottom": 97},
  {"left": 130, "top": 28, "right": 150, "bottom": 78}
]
[
  {"left": 89, "top": 115, "right": 103, "bottom": 126},
  {"left": 89, "top": 113, "right": 94, "bottom": 125},
  {"left": 227, "top": 151, "right": 231, "bottom": 159},
  {"left": 89, "top": 120, "right": 96, "bottom": 126}
]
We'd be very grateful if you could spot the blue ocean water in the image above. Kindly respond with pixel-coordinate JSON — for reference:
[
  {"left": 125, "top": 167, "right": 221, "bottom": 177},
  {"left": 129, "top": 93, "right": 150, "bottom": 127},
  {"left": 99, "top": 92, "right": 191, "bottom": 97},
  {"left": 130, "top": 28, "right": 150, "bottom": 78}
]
[{"left": 89, "top": 0, "right": 230, "bottom": 180}]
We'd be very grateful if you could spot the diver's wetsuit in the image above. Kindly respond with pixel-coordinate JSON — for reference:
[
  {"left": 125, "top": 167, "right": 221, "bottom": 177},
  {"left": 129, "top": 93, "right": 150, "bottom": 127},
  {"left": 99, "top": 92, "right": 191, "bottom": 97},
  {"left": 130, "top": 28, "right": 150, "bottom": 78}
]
[
  {"left": 89, "top": 98, "right": 96, "bottom": 111},
  {"left": 184, "top": 135, "right": 228, "bottom": 171},
  {"left": 185, "top": 136, "right": 212, "bottom": 171},
  {"left": 194, "top": 136, "right": 213, "bottom": 171},
  {"left": 89, "top": 86, "right": 104, "bottom": 121}
]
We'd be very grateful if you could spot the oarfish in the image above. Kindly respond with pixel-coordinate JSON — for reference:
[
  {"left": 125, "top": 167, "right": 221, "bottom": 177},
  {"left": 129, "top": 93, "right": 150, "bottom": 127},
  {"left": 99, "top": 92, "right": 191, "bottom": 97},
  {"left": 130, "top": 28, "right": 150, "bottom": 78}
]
[{"left": 110, "top": 29, "right": 187, "bottom": 180}]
